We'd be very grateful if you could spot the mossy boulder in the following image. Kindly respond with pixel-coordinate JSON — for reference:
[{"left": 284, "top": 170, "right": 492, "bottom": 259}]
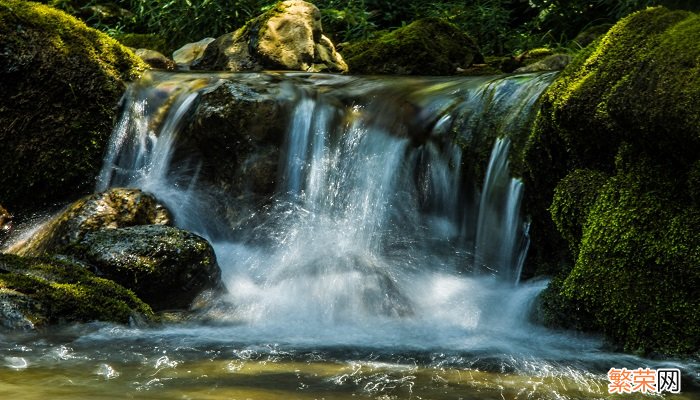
[
  {"left": 0, "top": 253, "right": 152, "bottom": 328},
  {"left": 525, "top": 7, "right": 700, "bottom": 355},
  {"left": 342, "top": 18, "right": 483, "bottom": 75},
  {"left": 0, "top": 0, "right": 147, "bottom": 212},
  {"left": 68, "top": 225, "right": 222, "bottom": 311},
  {"left": 195, "top": 0, "right": 347, "bottom": 72},
  {"left": 8, "top": 188, "right": 171, "bottom": 257}
]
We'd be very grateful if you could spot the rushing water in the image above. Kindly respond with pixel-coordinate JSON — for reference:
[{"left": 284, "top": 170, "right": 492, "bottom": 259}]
[{"left": 2, "top": 71, "right": 698, "bottom": 399}]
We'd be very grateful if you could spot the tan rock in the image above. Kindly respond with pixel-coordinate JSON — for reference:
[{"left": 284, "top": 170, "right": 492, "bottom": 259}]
[
  {"left": 195, "top": 0, "right": 347, "bottom": 72},
  {"left": 7, "top": 188, "right": 171, "bottom": 256},
  {"left": 173, "top": 37, "right": 216, "bottom": 70}
]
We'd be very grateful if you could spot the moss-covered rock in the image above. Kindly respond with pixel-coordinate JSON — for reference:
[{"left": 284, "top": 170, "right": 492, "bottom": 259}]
[
  {"left": 0, "top": 253, "right": 152, "bottom": 327},
  {"left": 8, "top": 188, "right": 171, "bottom": 257},
  {"left": 525, "top": 7, "right": 700, "bottom": 355},
  {"left": 68, "top": 225, "right": 222, "bottom": 311},
  {"left": 342, "top": 18, "right": 483, "bottom": 75},
  {"left": 0, "top": 0, "right": 147, "bottom": 212}
]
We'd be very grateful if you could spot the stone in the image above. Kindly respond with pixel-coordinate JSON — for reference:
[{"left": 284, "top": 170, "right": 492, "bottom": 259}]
[
  {"left": 70, "top": 225, "right": 223, "bottom": 311},
  {"left": 173, "top": 37, "right": 216, "bottom": 70},
  {"left": 7, "top": 188, "right": 171, "bottom": 257},
  {"left": 134, "top": 48, "right": 176, "bottom": 70},
  {"left": 194, "top": 1, "right": 347, "bottom": 72}
]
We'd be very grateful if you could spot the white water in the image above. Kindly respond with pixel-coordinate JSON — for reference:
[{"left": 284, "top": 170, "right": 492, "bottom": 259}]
[{"left": 89, "top": 71, "right": 595, "bottom": 357}]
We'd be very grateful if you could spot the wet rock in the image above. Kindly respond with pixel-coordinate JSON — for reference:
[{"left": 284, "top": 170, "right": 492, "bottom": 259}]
[
  {"left": 0, "top": 253, "right": 153, "bottom": 328},
  {"left": 133, "top": 48, "right": 176, "bottom": 70},
  {"left": 173, "top": 37, "right": 215, "bottom": 70},
  {"left": 69, "top": 225, "right": 223, "bottom": 311},
  {"left": 176, "top": 78, "right": 289, "bottom": 227},
  {"left": 194, "top": 1, "right": 347, "bottom": 72},
  {"left": 342, "top": 18, "right": 482, "bottom": 75},
  {"left": 0, "top": 0, "right": 147, "bottom": 212},
  {"left": 8, "top": 188, "right": 171, "bottom": 257},
  {"left": 0, "top": 288, "right": 42, "bottom": 330}
]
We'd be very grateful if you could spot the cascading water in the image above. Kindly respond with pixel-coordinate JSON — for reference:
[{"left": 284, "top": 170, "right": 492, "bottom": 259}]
[
  {"left": 4, "top": 71, "right": 698, "bottom": 399},
  {"left": 95, "top": 70, "right": 555, "bottom": 340}
]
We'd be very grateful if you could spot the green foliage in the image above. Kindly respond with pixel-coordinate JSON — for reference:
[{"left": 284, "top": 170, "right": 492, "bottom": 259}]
[{"left": 128, "top": 0, "right": 270, "bottom": 50}]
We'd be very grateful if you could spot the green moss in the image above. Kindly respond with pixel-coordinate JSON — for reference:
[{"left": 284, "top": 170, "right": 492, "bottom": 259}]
[
  {"left": 342, "top": 18, "right": 482, "bottom": 75},
  {"left": 524, "top": 8, "right": 700, "bottom": 355},
  {"left": 561, "top": 170, "right": 700, "bottom": 356},
  {"left": 0, "top": 253, "right": 152, "bottom": 325},
  {"left": 549, "top": 169, "right": 608, "bottom": 255},
  {"left": 0, "top": 0, "right": 147, "bottom": 212},
  {"left": 114, "top": 32, "right": 169, "bottom": 55}
]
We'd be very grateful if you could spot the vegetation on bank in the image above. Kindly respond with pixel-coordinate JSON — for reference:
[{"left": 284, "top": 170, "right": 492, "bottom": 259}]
[
  {"left": 527, "top": 7, "right": 700, "bottom": 356},
  {"left": 42, "top": 0, "right": 700, "bottom": 57}
]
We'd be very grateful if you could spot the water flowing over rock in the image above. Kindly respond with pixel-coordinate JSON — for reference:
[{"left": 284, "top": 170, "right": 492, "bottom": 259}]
[
  {"left": 194, "top": 1, "right": 347, "bottom": 72},
  {"left": 98, "top": 70, "right": 555, "bottom": 329},
  {"left": 69, "top": 225, "right": 222, "bottom": 311},
  {"left": 7, "top": 188, "right": 171, "bottom": 257}
]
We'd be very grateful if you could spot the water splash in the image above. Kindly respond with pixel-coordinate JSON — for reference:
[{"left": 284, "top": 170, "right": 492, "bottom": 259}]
[{"left": 96, "top": 70, "right": 557, "bottom": 343}]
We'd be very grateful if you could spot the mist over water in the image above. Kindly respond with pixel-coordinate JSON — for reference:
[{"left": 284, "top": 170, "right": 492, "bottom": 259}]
[{"left": 96, "top": 71, "right": 553, "bottom": 349}]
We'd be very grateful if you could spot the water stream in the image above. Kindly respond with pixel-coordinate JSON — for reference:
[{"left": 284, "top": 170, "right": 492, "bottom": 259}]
[{"left": 2, "top": 71, "right": 698, "bottom": 399}]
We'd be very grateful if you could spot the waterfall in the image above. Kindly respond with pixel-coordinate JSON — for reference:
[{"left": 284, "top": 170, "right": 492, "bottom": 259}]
[{"left": 97, "top": 71, "right": 556, "bottom": 337}]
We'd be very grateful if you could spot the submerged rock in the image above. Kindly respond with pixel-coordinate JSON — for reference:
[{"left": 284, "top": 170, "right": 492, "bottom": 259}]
[
  {"left": 0, "top": 0, "right": 147, "bottom": 212},
  {"left": 69, "top": 225, "right": 222, "bottom": 311},
  {"left": 0, "top": 253, "right": 152, "bottom": 328},
  {"left": 342, "top": 18, "right": 482, "bottom": 75},
  {"left": 526, "top": 7, "right": 700, "bottom": 356},
  {"left": 8, "top": 188, "right": 171, "bottom": 257},
  {"left": 194, "top": 0, "right": 347, "bottom": 72}
]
